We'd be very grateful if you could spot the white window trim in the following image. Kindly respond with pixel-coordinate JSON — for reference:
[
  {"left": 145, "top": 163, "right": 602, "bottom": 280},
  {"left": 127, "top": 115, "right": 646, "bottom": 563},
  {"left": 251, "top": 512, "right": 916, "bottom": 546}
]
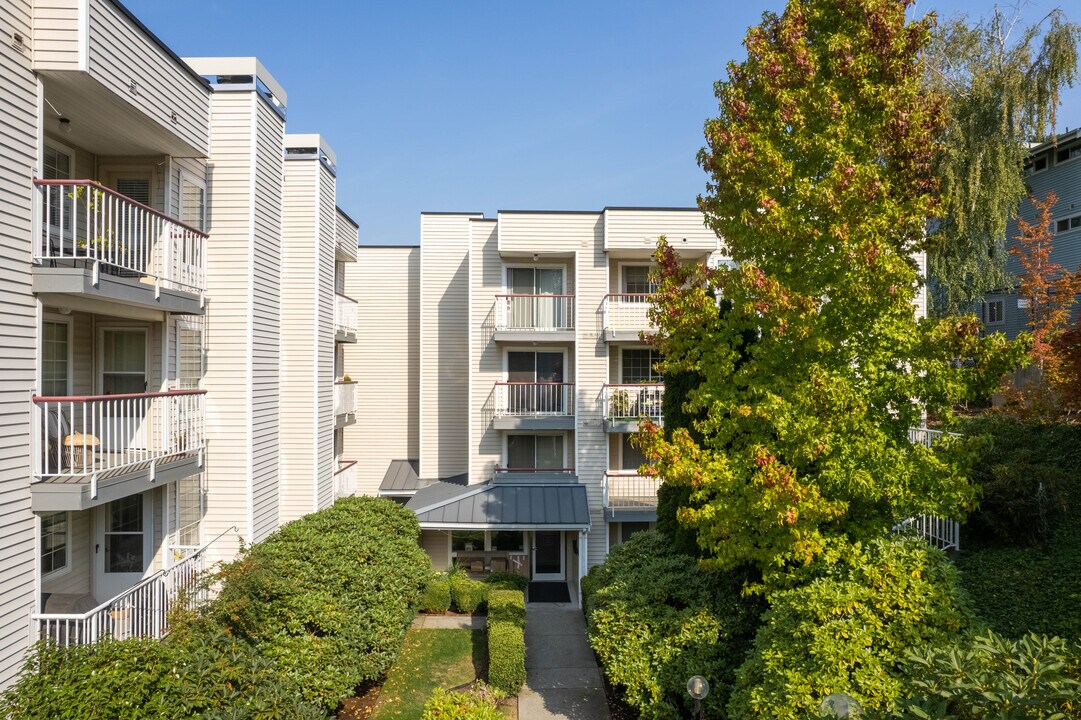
[
  {"left": 618, "top": 345, "right": 662, "bottom": 384},
  {"left": 174, "top": 317, "right": 204, "bottom": 390},
  {"left": 1055, "top": 142, "right": 1081, "bottom": 168},
  {"left": 41, "top": 314, "right": 74, "bottom": 397},
  {"left": 503, "top": 263, "right": 567, "bottom": 294},
  {"left": 43, "top": 140, "right": 75, "bottom": 179},
  {"left": 1024, "top": 155, "right": 1049, "bottom": 176},
  {"left": 983, "top": 297, "right": 1006, "bottom": 326},
  {"left": 502, "top": 346, "right": 571, "bottom": 382},
  {"left": 97, "top": 324, "right": 151, "bottom": 394},
  {"left": 40, "top": 510, "right": 72, "bottom": 581},
  {"left": 178, "top": 169, "right": 206, "bottom": 232},
  {"left": 99, "top": 165, "right": 157, "bottom": 209},
  {"left": 617, "top": 261, "right": 656, "bottom": 294},
  {"left": 1054, "top": 212, "right": 1081, "bottom": 235}
]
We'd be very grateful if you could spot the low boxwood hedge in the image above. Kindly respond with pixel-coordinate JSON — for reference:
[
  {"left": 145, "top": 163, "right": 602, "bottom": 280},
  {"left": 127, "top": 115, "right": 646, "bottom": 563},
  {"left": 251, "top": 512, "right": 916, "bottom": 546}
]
[
  {"left": 487, "top": 589, "right": 526, "bottom": 625},
  {"left": 449, "top": 570, "right": 488, "bottom": 613},
  {"left": 422, "top": 574, "right": 452, "bottom": 614},
  {"left": 487, "top": 620, "right": 526, "bottom": 694}
]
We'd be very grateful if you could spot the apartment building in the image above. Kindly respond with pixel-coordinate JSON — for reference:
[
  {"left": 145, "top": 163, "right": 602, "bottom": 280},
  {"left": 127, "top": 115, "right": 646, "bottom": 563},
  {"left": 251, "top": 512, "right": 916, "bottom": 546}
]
[
  {"left": 0, "top": 0, "right": 358, "bottom": 690},
  {"left": 346, "top": 208, "right": 724, "bottom": 603},
  {"left": 979, "top": 128, "right": 1081, "bottom": 336}
]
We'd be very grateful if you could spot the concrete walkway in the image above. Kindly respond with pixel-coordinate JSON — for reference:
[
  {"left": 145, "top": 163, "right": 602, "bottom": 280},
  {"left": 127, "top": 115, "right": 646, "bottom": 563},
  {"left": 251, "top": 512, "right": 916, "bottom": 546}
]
[
  {"left": 519, "top": 603, "right": 611, "bottom": 720},
  {"left": 411, "top": 614, "right": 486, "bottom": 630}
]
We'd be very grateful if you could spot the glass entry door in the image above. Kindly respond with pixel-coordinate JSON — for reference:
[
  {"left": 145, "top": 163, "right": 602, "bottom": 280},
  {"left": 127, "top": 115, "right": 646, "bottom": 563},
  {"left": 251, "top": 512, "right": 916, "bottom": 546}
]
[
  {"left": 100, "top": 328, "right": 148, "bottom": 453},
  {"left": 507, "top": 351, "right": 564, "bottom": 413},
  {"left": 508, "top": 267, "right": 564, "bottom": 329},
  {"left": 532, "top": 531, "right": 565, "bottom": 580},
  {"left": 94, "top": 493, "right": 152, "bottom": 601}
]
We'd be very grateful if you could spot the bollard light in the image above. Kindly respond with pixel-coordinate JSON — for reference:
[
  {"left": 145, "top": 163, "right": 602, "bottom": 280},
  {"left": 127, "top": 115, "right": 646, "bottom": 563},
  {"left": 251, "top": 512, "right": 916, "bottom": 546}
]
[
  {"left": 687, "top": 675, "right": 709, "bottom": 720},
  {"left": 819, "top": 692, "right": 863, "bottom": 718}
]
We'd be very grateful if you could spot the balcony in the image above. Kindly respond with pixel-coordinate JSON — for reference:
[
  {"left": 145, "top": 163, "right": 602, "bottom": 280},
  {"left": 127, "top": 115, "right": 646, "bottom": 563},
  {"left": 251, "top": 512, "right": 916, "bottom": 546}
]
[
  {"left": 32, "top": 180, "right": 206, "bottom": 316},
  {"left": 335, "top": 293, "right": 358, "bottom": 342},
  {"left": 494, "top": 295, "right": 575, "bottom": 342},
  {"left": 603, "top": 294, "right": 656, "bottom": 342},
  {"left": 334, "top": 460, "right": 358, "bottom": 500},
  {"left": 32, "top": 390, "right": 206, "bottom": 511},
  {"left": 493, "top": 382, "right": 576, "bottom": 430},
  {"left": 602, "top": 384, "right": 664, "bottom": 432},
  {"left": 32, "top": 538, "right": 212, "bottom": 647},
  {"left": 603, "top": 471, "right": 661, "bottom": 521},
  {"left": 335, "top": 381, "right": 357, "bottom": 428}
]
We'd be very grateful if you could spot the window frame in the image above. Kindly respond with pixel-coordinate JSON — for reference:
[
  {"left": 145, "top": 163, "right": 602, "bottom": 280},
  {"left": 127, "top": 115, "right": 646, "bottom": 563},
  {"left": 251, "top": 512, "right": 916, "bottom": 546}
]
[
  {"left": 40, "top": 510, "right": 71, "bottom": 581},
  {"left": 983, "top": 297, "right": 1006, "bottom": 326},
  {"left": 503, "top": 264, "right": 567, "bottom": 295},
  {"left": 618, "top": 261, "right": 658, "bottom": 294},
  {"left": 178, "top": 169, "right": 207, "bottom": 233},
  {"left": 619, "top": 346, "right": 662, "bottom": 384},
  {"left": 41, "top": 315, "right": 73, "bottom": 398},
  {"left": 503, "top": 432, "right": 568, "bottom": 471}
]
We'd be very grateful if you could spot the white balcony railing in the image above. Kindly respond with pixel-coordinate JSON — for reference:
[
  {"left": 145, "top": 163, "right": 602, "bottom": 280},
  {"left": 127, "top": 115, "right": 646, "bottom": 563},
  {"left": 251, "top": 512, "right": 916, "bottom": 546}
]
[
  {"left": 494, "top": 382, "right": 575, "bottom": 417},
  {"left": 33, "top": 390, "right": 206, "bottom": 498},
  {"left": 33, "top": 180, "right": 206, "bottom": 295},
  {"left": 334, "top": 293, "right": 358, "bottom": 337},
  {"left": 334, "top": 460, "right": 358, "bottom": 499},
  {"left": 603, "top": 293, "right": 656, "bottom": 334},
  {"left": 32, "top": 544, "right": 205, "bottom": 647},
  {"left": 495, "top": 294, "right": 575, "bottom": 331},
  {"left": 893, "top": 427, "right": 963, "bottom": 552},
  {"left": 335, "top": 380, "right": 357, "bottom": 417},
  {"left": 602, "top": 384, "right": 664, "bottom": 423},
  {"left": 603, "top": 471, "right": 661, "bottom": 510}
]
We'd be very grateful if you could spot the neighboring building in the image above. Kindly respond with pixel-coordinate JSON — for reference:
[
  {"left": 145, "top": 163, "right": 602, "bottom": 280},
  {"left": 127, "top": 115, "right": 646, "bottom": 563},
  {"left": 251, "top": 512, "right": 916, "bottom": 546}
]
[
  {"left": 980, "top": 128, "right": 1081, "bottom": 337},
  {"left": 346, "top": 208, "right": 724, "bottom": 603},
  {"left": 0, "top": 1, "right": 360, "bottom": 690}
]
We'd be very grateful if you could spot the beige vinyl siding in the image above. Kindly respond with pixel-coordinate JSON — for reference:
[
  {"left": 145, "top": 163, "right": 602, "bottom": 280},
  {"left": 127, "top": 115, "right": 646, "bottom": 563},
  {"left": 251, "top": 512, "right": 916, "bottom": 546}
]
[
  {"left": 496, "top": 212, "right": 597, "bottom": 254},
  {"left": 420, "top": 530, "right": 450, "bottom": 571},
  {"left": 0, "top": 0, "right": 44, "bottom": 689},
  {"left": 469, "top": 220, "right": 502, "bottom": 483},
  {"left": 200, "top": 90, "right": 264, "bottom": 563},
  {"left": 335, "top": 208, "right": 358, "bottom": 262},
  {"left": 419, "top": 214, "right": 476, "bottom": 480},
  {"left": 249, "top": 99, "right": 283, "bottom": 541},
  {"left": 278, "top": 151, "right": 336, "bottom": 522},
  {"left": 32, "top": 0, "right": 81, "bottom": 70},
  {"left": 345, "top": 247, "right": 418, "bottom": 496},
  {"left": 603, "top": 208, "right": 717, "bottom": 253},
  {"left": 84, "top": 0, "right": 209, "bottom": 154}
]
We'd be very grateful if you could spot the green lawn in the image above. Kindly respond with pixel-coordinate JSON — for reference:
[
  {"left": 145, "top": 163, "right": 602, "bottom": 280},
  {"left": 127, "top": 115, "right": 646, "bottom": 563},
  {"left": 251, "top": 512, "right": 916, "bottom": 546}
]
[{"left": 371, "top": 628, "right": 485, "bottom": 720}]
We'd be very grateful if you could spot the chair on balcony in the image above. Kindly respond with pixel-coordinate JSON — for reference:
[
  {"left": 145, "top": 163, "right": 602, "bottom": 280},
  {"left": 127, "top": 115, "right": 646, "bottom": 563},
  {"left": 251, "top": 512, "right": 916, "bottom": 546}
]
[{"left": 41, "top": 407, "right": 72, "bottom": 474}]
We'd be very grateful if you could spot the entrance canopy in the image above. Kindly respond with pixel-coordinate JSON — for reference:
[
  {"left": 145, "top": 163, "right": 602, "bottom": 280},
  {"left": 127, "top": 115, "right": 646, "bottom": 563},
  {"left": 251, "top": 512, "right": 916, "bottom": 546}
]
[{"left": 406, "top": 481, "right": 591, "bottom": 530}]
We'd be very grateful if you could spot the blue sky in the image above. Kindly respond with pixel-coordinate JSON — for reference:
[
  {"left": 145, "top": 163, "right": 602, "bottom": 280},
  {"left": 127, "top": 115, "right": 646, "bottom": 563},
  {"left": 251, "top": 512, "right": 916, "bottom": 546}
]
[{"left": 125, "top": 0, "right": 1081, "bottom": 246}]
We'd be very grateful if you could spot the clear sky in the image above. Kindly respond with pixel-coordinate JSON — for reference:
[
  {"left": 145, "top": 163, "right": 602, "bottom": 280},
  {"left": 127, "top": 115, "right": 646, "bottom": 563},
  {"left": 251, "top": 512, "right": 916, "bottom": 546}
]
[{"left": 124, "top": 0, "right": 1081, "bottom": 246}]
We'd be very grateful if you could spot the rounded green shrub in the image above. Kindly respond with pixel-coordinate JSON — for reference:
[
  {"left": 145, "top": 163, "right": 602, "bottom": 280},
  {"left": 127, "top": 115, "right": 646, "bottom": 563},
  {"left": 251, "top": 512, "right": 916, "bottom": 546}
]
[
  {"left": 422, "top": 575, "right": 453, "bottom": 614},
  {"left": 449, "top": 572, "right": 488, "bottom": 614},
  {"left": 487, "top": 589, "right": 526, "bottom": 625},
  {"left": 728, "top": 536, "right": 973, "bottom": 720},
  {"left": 487, "top": 621, "right": 526, "bottom": 694},
  {"left": 582, "top": 530, "right": 763, "bottom": 720},
  {"left": 484, "top": 571, "right": 529, "bottom": 591}
]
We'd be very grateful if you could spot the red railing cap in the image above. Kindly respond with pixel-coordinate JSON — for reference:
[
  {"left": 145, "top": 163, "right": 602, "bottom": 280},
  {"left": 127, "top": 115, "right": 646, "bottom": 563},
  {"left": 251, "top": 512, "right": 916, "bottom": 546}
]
[
  {"left": 495, "top": 381, "right": 575, "bottom": 386},
  {"left": 33, "top": 388, "right": 207, "bottom": 403},
  {"left": 496, "top": 293, "right": 575, "bottom": 298},
  {"left": 604, "top": 383, "right": 664, "bottom": 388},
  {"left": 335, "top": 292, "right": 358, "bottom": 303},
  {"left": 605, "top": 292, "right": 655, "bottom": 297},
  {"left": 335, "top": 459, "right": 358, "bottom": 474},
  {"left": 33, "top": 178, "right": 209, "bottom": 239}
]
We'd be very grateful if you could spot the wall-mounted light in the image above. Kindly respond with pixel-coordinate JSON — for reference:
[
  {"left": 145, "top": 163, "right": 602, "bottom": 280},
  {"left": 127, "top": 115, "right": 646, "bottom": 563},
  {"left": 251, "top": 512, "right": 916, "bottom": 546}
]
[
  {"left": 58, "top": 307, "right": 71, "bottom": 315},
  {"left": 59, "top": 117, "right": 72, "bottom": 135},
  {"left": 532, "top": 253, "right": 539, "bottom": 262}
]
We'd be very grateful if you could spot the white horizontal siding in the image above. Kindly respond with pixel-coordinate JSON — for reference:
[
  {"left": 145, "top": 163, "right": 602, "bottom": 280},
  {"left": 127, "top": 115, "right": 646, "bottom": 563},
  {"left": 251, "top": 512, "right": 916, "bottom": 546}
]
[
  {"left": 31, "top": 0, "right": 81, "bottom": 70},
  {"left": 603, "top": 208, "right": 718, "bottom": 253},
  {"left": 497, "top": 212, "right": 599, "bottom": 254},
  {"left": 344, "top": 247, "right": 418, "bottom": 496},
  {"left": 470, "top": 220, "right": 502, "bottom": 484}
]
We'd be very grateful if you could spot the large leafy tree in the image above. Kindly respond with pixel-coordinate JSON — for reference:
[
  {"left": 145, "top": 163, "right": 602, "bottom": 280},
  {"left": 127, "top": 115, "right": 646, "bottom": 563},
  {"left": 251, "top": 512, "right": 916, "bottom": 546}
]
[
  {"left": 925, "top": 7, "right": 1080, "bottom": 315},
  {"left": 640, "top": 0, "right": 1020, "bottom": 579}
]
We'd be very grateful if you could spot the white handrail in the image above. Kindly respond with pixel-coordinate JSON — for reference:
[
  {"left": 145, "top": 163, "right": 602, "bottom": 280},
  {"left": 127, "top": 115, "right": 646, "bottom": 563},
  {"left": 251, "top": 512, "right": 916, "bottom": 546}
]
[
  {"left": 334, "top": 293, "right": 358, "bottom": 336},
  {"left": 603, "top": 293, "right": 656, "bottom": 333},
  {"left": 33, "top": 179, "right": 206, "bottom": 294},
  {"left": 894, "top": 427, "right": 963, "bottom": 551},
  {"left": 494, "top": 382, "right": 575, "bottom": 416},
  {"left": 334, "top": 381, "right": 357, "bottom": 416},
  {"left": 33, "top": 390, "right": 206, "bottom": 498},
  {"left": 495, "top": 294, "right": 575, "bottom": 331},
  {"left": 602, "top": 384, "right": 665, "bottom": 423}
]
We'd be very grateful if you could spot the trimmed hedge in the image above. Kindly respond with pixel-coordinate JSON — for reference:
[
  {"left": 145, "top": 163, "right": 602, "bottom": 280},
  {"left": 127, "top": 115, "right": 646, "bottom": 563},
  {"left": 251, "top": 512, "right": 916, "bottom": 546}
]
[
  {"left": 422, "top": 575, "right": 452, "bottom": 614},
  {"left": 728, "top": 536, "right": 972, "bottom": 720},
  {"left": 2, "top": 496, "right": 430, "bottom": 718},
  {"left": 582, "top": 530, "right": 763, "bottom": 720},
  {"left": 487, "top": 621, "right": 526, "bottom": 694},
  {"left": 486, "top": 588, "right": 526, "bottom": 694},
  {"left": 484, "top": 571, "right": 529, "bottom": 591},
  {"left": 487, "top": 589, "right": 526, "bottom": 625},
  {"left": 449, "top": 570, "right": 488, "bottom": 613}
]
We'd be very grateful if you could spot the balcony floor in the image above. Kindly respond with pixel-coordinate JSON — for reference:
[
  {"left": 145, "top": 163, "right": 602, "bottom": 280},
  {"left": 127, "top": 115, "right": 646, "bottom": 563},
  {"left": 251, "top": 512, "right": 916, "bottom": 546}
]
[
  {"left": 34, "top": 264, "right": 203, "bottom": 317},
  {"left": 32, "top": 452, "right": 201, "bottom": 512}
]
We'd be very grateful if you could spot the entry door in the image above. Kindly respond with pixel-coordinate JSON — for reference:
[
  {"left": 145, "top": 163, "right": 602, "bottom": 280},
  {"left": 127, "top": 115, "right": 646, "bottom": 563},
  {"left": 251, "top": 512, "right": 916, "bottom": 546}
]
[
  {"left": 100, "top": 328, "right": 148, "bottom": 453},
  {"left": 94, "top": 493, "right": 153, "bottom": 601},
  {"left": 508, "top": 351, "right": 564, "bottom": 413},
  {"left": 106, "top": 171, "right": 152, "bottom": 269},
  {"left": 532, "top": 531, "right": 565, "bottom": 581}
]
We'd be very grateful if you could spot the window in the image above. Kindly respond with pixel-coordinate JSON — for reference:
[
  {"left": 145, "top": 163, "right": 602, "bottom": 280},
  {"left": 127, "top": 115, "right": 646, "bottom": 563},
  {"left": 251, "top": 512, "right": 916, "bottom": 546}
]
[
  {"left": 176, "top": 474, "right": 202, "bottom": 547},
  {"left": 177, "top": 323, "right": 203, "bottom": 390},
  {"left": 42, "top": 321, "right": 70, "bottom": 396},
  {"left": 105, "top": 496, "right": 145, "bottom": 574},
  {"left": 40, "top": 511, "right": 69, "bottom": 577},
  {"left": 622, "top": 265, "right": 658, "bottom": 294},
  {"left": 621, "top": 348, "right": 662, "bottom": 383},
  {"left": 507, "top": 434, "right": 564, "bottom": 470},
  {"left": 621, "top": 434, "right": 648, "bottom": 472},
  {"left": 180, "top": 175, "right": 206, "bottom": 232},
  {"left": 43, "top": 144, "right": 73, "bottom": 229},
  {"left": 983, "top": 298, "right": 1005, "bottom": 325},
  {"left": 507, "top": 350, "right": 565, "bottom": 413},
  {"left": 1024, "top": 156, "right": 1048, "bottom": 175},
  {"left": 491, "top": 531, "right": 525, "bottom": 552},
  {"left": 1055, "top": 214, "right": 1081, "bottom": 234},
  {"left": 1055, "top": 143, "right": 1081, "bottom": 164},
  {"left": 102, "top": 329, "right": 146, "bottom": 395},
  {"left": 451, "top": 530, "right": 485, "bottom": 553}
]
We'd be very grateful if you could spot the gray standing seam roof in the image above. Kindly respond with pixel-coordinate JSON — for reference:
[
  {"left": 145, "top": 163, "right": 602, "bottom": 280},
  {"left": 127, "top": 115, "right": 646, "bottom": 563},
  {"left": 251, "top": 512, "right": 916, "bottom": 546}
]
[
  {"left": 379, "top": 460, "right": 422, "bottom": 494},
  {"left": 407, "top": 482, "right": 590, "bottom": 528}
]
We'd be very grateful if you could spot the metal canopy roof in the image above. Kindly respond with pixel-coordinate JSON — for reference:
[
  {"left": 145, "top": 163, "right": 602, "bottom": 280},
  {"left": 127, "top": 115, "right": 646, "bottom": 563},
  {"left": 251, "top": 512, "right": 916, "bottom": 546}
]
[{"left": 406, "top": 481, "right": 591, "bottom": 530}]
